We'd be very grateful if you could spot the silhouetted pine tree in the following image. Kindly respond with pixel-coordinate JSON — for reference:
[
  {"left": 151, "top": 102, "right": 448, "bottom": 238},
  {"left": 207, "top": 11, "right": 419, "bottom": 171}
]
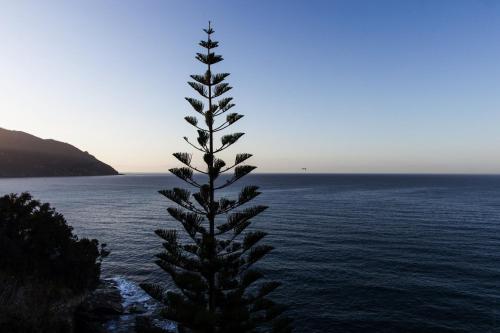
[{"left": 141, "top": 23, "right": 292, "bottom": 333}]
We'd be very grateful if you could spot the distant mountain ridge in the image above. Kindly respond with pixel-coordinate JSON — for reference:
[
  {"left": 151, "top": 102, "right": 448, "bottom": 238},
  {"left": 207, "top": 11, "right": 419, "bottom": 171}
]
[{"left": 0, "top": 128, "right": 119, "bottom": 177}]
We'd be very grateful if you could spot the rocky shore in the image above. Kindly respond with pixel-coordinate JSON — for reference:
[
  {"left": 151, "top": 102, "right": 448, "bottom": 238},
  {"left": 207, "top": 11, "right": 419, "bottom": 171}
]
[
  {"left": 76, "top": 279, "right": 125, "bottom": 332},
  {"left": 77, "top": 278, "right": 176, "bottom": 333},
  {"left": 0, "top": 275, "right": 175, "bottom": 333}
]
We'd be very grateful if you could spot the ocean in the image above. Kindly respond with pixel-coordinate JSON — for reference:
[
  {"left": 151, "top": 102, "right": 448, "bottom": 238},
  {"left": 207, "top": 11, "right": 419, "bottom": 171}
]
[{"left": 1, "top": 174, "right": 499, "bottom": 332}]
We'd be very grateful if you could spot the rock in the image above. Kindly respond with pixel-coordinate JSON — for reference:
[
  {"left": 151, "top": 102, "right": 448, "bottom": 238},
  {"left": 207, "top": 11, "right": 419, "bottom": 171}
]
[
  {"left": 75, "top": 280, "right": 124, "bottom": 332},
  {"left": 135, "top": 316, "right": 174, "bottom": 333},
  {"left": 126, "top": 303, "right": 147, "bottom": 314},
  {"left": 79, "top": 280, "right": 124, "bottom": 315}
]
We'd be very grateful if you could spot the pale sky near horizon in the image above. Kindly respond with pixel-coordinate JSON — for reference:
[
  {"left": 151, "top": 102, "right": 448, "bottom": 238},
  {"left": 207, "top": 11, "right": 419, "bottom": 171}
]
[{"left": 1, "top": 0, "right": 500, "bottom": 173}]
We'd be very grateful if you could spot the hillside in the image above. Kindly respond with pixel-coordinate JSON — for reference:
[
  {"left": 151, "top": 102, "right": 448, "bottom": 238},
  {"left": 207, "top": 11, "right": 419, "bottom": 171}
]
[{"left": 0, "top": 128, "right": 119, "bottom": 177}]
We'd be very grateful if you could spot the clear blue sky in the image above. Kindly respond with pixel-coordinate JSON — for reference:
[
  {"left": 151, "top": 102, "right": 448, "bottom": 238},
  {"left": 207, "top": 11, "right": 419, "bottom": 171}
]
[{"left": 1, "top": 0, "right": 499, "bottom": 173}]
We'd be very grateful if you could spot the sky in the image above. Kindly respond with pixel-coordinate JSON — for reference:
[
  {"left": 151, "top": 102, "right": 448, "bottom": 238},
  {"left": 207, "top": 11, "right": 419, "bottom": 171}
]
[{"left": 1, "top": 0, "right": 500, "bottom": 173}]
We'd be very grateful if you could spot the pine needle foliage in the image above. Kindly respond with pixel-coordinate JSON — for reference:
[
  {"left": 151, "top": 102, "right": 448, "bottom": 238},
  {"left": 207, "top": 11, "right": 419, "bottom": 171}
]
[{"left": 141, "top": 23, "right": 292, "bottom": 333}]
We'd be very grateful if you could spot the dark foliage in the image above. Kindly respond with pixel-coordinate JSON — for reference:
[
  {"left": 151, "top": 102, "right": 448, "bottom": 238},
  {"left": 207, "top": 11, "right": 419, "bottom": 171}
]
[
  {"left": 0, "top": 192, "right": 108, "bottom": 292},
  {"left": 141, "top": 23, "right": 292, "bottom": 333}
]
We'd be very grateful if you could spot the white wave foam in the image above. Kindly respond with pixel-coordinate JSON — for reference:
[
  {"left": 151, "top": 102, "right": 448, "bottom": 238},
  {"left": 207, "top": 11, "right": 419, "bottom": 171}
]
[
  {"left": 110, "top": 277, "right": 154, "bottom": 310},
  {"left": 105, "top": 277, "right": 177, "bottom": 332}
]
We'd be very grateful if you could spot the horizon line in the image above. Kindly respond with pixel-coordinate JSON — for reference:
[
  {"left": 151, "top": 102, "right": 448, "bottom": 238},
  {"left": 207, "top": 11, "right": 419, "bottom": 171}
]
[{"left": 119, "top": 171, "right": 500, "bottom": 176}]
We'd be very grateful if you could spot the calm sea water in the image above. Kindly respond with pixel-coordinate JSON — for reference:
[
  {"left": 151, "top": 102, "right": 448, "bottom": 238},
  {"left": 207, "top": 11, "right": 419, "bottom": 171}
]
[{"left": 1, "top": 174, "right": 499, "bottom": 332}]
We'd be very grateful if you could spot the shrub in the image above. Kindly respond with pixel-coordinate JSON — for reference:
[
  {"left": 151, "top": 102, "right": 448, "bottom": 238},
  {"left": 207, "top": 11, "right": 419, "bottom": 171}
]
[{"left": 0, "top": 192, "right": 108, "bottom": 292}]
